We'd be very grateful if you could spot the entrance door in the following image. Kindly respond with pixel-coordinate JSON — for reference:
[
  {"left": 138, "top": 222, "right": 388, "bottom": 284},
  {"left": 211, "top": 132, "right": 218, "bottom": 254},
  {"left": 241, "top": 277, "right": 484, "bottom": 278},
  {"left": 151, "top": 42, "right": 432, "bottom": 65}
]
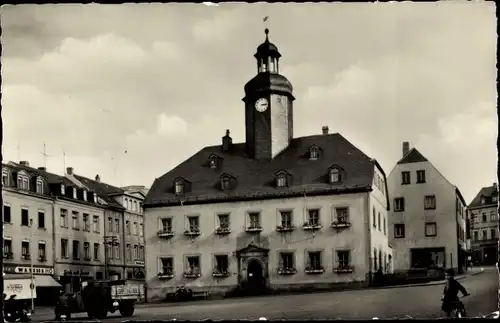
[{"left": 246, "top": 259, "right": 265, "bottom": 294}]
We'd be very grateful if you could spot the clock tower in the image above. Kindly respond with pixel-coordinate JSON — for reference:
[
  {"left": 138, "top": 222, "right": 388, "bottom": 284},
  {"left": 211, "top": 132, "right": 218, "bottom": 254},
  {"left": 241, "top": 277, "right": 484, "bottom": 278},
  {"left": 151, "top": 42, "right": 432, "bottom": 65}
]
[{"left": 243, "top": 28, "right": 295, "bottom": 160}]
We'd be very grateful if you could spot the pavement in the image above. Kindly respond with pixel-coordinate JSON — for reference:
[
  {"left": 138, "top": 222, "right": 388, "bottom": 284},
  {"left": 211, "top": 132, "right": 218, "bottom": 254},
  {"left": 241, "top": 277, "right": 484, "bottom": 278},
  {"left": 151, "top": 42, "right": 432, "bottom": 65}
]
[{"left": 31, "top": 266, "right": 496, "bottom": 321}]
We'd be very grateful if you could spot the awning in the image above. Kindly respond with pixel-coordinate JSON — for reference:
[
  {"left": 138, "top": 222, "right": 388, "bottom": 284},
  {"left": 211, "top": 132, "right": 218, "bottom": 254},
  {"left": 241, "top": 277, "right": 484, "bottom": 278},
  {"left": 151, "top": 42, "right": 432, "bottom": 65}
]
[{"left": 35, "top": 275, "right": 62, "bottom": 288}]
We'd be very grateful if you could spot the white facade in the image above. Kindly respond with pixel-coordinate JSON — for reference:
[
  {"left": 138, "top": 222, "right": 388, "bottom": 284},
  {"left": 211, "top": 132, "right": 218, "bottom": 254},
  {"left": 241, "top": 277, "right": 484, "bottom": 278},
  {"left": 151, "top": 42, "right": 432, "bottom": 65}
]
[
  {"left": 145, "top": 185, "right": 391, "bottom": 301},
  {"left": 387, "top": 149, "right": 466, "bottom": 272}
]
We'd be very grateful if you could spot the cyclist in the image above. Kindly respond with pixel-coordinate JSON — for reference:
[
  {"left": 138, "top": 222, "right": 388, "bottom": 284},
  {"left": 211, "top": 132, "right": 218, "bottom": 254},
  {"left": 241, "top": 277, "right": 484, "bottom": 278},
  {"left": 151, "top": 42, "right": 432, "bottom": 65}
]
[{"left": 441, "top": 268, "right": 469, "bottom": 317}]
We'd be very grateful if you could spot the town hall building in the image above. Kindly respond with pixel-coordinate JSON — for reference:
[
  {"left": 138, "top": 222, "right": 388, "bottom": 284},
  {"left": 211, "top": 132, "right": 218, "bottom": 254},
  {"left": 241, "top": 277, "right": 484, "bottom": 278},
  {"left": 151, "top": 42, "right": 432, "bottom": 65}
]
[{"left": 143, "top": 29, "right": 393, "bottom": 301}]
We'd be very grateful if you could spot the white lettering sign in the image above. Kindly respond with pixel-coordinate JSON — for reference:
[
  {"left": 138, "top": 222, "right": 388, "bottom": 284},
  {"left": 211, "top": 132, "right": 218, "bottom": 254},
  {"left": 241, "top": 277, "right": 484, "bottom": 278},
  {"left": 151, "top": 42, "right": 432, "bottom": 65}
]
[{"left": 15, "top": 267, "right": 54, "bottom": 275}]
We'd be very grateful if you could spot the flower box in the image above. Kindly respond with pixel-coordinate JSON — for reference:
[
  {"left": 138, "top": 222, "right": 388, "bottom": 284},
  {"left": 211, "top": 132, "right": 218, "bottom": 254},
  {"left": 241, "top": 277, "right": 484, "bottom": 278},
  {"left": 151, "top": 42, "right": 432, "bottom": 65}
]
[
  {"left": 184, "top": 272, "right": 201, "bottom": 278},
  {"left": 38, "top": 256, "right": 47, "bottom": 262},
  {"left": 334, "top": 267, "right": 354, "bottom": 274},
  {"left": 22, "top": 254, "right": 31, "bottom": 260},
  {"left": 215, "top": 227, "right": 231, "bottom": 235},
  {"left": 246, "top": 226, "right": 263, "bottom": 232},
  {"left": 212, "top": 270, "right": 231, "bottom": 277},
  {"left": 278, "top": 268, "right": 297, "bottom": 275},
  {"left": 157, "top": 230, "right": 175, "bottom": 238},
  {"left": 277, "top": 225, "right": 295, "bottom": 232},
  {"left": 4, "top": 252, "right": 14, "bottom": 260},
  {"left": 303, "top": 223, "right": 322, "bottom": 230},
  {"left": 305, "top": 267, "right": 324, "bottom": 274},
  {"left": 184, "top": 230, "right": 201, "bottom": 237},
  {"left": 158, "top": 271, "right": 174, "bottom": 280},
  {"left": 331, "top": 221, "right": 351, "bottom": 229}
]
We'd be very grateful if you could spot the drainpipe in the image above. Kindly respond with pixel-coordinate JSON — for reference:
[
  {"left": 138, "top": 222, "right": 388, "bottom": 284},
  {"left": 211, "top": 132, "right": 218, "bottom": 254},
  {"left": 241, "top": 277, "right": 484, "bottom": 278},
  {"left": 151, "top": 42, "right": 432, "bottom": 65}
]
[
  {"left": 365, "top": 193, "right": 372, "bottom": 286},
  {"left": 52, "top": 198, "right": 57, "bottom": 288}
]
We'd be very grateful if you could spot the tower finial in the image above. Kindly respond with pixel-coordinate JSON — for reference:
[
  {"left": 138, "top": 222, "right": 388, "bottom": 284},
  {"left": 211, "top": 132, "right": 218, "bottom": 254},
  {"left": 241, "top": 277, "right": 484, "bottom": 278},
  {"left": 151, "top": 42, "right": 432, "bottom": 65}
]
[{"left": 264, "top": 28, "right": 269, "bottom": 42}]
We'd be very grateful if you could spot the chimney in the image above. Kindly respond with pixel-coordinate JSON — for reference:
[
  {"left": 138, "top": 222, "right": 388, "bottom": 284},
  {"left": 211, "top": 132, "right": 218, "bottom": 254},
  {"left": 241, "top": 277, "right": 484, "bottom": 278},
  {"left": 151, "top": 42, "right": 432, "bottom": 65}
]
[
  {"left": 19, "top": 161, "right": 30, "bottom": 166},
  {"left": 95, "top": 174, "right": 101, "bottom": 182},
  {"left": 222, "top": 129, "right": 232, "bottom": 152},
  {"left": 402, "top": 142, "right": 410, "bottom": 157},
  {"left": 66, "top": 167, "right": 73, "bottom": 176},
  {"left": 38, "top": 167, "right": 46, "bottom": 171},
  {"left": 322, "top": 126, "right": 329, "bottom": 135}
]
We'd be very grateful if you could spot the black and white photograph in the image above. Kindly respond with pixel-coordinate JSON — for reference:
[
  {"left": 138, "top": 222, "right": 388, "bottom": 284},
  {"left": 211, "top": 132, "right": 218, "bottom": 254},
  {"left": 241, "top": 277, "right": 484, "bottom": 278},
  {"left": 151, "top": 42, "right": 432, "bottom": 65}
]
[{"left": 1, "top": 2, "right": 498, "bottom": 321}]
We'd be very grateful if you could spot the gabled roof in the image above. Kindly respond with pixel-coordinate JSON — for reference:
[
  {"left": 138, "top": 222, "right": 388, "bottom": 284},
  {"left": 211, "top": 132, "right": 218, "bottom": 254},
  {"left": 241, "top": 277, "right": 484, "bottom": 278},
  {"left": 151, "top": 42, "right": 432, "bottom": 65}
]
[
  {"left": 144, "top": 133, "right": 377, "bottom": 207},
  {"left": 74, "top": 175, "right": 125, "bottom": 210},
  {"left": 397, "top": 148, "right": 428, "bottom": 164},
  {"left": 469, "top": 184, "right": 498, "bottom": 208}
]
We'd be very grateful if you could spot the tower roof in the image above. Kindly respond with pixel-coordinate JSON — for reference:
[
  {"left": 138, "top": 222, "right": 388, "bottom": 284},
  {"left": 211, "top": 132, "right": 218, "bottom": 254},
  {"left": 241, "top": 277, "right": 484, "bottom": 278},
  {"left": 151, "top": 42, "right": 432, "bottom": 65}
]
[{"left": 254, "top": 28, "right": 281, "bottom": 59}]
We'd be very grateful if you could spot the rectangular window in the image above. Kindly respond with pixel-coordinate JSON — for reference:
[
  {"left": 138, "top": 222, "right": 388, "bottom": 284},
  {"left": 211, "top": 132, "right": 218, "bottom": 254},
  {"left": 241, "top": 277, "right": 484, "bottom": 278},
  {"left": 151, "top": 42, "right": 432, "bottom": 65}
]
[
  {"left": 473, "top": 231, "right": 478, "bottom": 241},
  {"left": 115, "top": 219, "right": 120, "bottom": 233},
  {"left": 482, "top": 213, "right": 487, "bottom": 222},
  {"left": 424, "top": 195, "right": 436, "bottom": 210},
  {"left": 2, "top": 172, "right": 9, "bottom": 186},
  {"left": 72, "top": 240, "right": 80, "bottom": 260},
  {"left": 214, "top": 254, "right": 229, "bottom": 273},
  {"left": 93, "top": 243, "right": 100, "bottom": 260},
  {"left": 160, "top": 257, "right": 173, "bottom": 275},
  {"left": 133, "top": 245, "right": 138, "bottom": 260},
  {"left": 126, "top": 221, "right": 131, "bottom": 235},
  {"left": 36, "top": 179, "right": 43, "bottom": 194},
  {"left": 394, "top": 198, "right": 405, "bottom": 212},
  {"left": 61, "top": 239, "right": 68, "bottom": 258},
  {"left": 218, "top": 214, "right": 230, "bottom": 229},
  {"left": 83, "top": 190, "right": 87, "bottom": 201},
  {"left": 491, "top": 211, "right": 497, "bottom": 221},
  {"left": 185, "top": 256, "right": 201, "bottom": 275},
  {"left": 3, "top": 239, "right": 13, "bottom": 257},
  {"left": 83, "top": 214, "right": 90, "bottom": 231},
  {"left": 307, "top": 209, "right": 320, "bottom": 226},
  {"left": 280, "top": 211, "right": 292, "bottom": 227},
  {"left": 482, "top": 230, "right": 487, "bottom": 240},
  {"left": 248, "top": 212, "right": 261, "bottom": 228},
  {"left": 21, "top": 241, "right": 30, "bottom": 259},
  {"left": 108, "top": 217, "right": 113, "bottom": 233},
  {"left": 188, "top": 216, "right": 200, "bottom": 232},
  {"left": 425, "top": 222, "right": 437, "bottom": 237},
  {"left": 161, "top": 218, "right": 172, "bottom": 232},
  {"left": 135, "top": 222, "right": 139, "bottom": 235},
  {"left": 139, "top": 223, "right": 143, "bottom": 237},
  {"left": 38, "top": 211, "right": 45, "bottom": 228},
  {"left": 491, "top": 228, "right": 496, "bottom": 240},
  {"left": 3, "top": 205, "right": 11, "bottom": 223},
  {"left": 276, "top": 175, "right": 286, "bottom": 187},
  {"left": 335, "top": 208, "right": 349, "bottom": 224},
  {"left": 279, "top": 252, "right": 295, "bottom": 270},
  {"left": 383, "top": 216, "right": 386, "bottom": 235},
  {"left": 114, "top": 243, "right": 120, "bottom": 260},
  {"left": 72, "top": 211, "right": 79, "bottom": 230},
  {"left": 372, "top": 208, "right": 376, "bottom": 228},
  {"left": 21, "top": 208, "right": 29, "bottom": 226},
  {"left": 401, "top": 171, "right": 410, "bottom": 184},
  {"left": 394, "top": 224, "right": 405, "bottom": 238},
  {"left": 60, "top": 209, "right": 68, "bottom": 228},
  {"left": 307, "top": 251, "right": 322, "bottom": 270},
  {"left": 416, "top": 170, "right": 426, "bottom": 183},
  {"left": 336, "top": 250, "right": 351, "bottom": 269},
  {"left": 93, "top": 215, "right": 100, "bottom": 233},
  {"left": 125, "top": 244, "right": 131, "bottom": 261},
  {"left": 84, "top": 242, "right": 90, "bottom": 260},
  {"left": 377, "top": 212, "right": 381, "bottom": 230}
]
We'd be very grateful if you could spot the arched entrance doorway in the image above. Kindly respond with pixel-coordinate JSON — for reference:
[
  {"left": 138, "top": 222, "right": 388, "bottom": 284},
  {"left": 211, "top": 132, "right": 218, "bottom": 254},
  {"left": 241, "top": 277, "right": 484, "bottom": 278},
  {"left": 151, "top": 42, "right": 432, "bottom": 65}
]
[{"left": 246, "top": 259, "right": 265, "bottom": 294}]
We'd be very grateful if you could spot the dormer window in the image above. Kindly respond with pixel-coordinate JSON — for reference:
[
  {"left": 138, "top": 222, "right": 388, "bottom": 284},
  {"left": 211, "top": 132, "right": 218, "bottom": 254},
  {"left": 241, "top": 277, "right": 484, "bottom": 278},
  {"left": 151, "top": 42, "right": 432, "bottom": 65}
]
[
  {"left": 73, "top": 188, "right": 77, "bottom": 199},
  {"left": 308, "top": 145, "right": 321, "bottom": 160},
  {"left": 16, "top": 173, "right": 29, "bottom": 190},
  {"left": 481, "top": 197, "right": 486, "bottom": 204},
  {"left": 61, "top": 184, "right": 65, "bottom": 195},
  {"left": 83, "top": 190, "right": 87, "bottom": 201},
  {"left": 208, "top": 154, "right": 222, "bottom": 169},
  {"left": 36, "top": 177, "right": 44, "bottom": 194},
  {"left": 276, "top": 175, "right": 287, "bottom": 187},
  {"left": 93, "top": 193, "right": 98, "bottom": 203},
  {"left": 175, "top": 180, "right": 184, "bottom": 195},
  {"left": 2, "top": 171, "right": 9, "bottom": 186},
  {"left": 329, "top": 167, "right": 343, "bottom": 184}
]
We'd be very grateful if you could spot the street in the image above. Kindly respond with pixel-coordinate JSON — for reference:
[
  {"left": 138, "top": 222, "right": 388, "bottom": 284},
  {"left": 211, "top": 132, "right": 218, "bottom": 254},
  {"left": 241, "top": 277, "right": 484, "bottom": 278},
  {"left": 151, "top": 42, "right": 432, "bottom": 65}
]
[{"left": 33, "top": 267, "right": 497, "bottom": 321}]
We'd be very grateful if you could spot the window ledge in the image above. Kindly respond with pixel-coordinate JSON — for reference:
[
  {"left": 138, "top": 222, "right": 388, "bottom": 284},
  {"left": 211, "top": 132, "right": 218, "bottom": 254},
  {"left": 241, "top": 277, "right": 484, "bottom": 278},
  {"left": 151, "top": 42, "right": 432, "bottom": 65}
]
[
  {"left": 215, "top": 227, "right": 231, "bottom": 235},
  {"left": 212, "top": 271, "right": 230, "bottom": 277},
  {"left": 158, "top": 273, "right": 174, "bottom": 280},
  {"left": 245, "top": 227, "right": 263, "bottom": 232},
  {"left": 184, "top": 230, "right": 201, "bottom": 237},
  {"left": 394, "top": 236, "right": 405, "bottom": 239},
  {"left": 277, "top": 226, "right": 295, "bottom": 232},
  {"left": 305, "top": 268, "right": 324, "bottom": 274},
  {"left": 157, "top": 230, "right": 175, "bottom": 238},
  {"left": 331, "top": 222, "right": 351, "bottom": 229},
  {"left": 183, "top": 273, "right": 201, "bottom": 278},
  {"left": 277, "top": 268, "right": 297, "bottom": 275},
  {"left": 334, "top": 267, "right": 354, "bottom": 274},
  {"left": 303, "top": 224, "right": 322, "bottom": 231}
]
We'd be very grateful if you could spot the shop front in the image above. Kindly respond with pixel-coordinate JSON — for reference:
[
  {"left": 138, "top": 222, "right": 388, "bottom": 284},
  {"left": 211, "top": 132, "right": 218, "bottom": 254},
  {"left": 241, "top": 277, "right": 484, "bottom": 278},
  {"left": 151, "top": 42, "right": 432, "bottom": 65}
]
[
  {"left": 3, "top": 264, "right": 61, "bottom": 306},
  {"left": 125, "top": 261, "right": 145, "bottom": 280},
  {"left": 55, "top": 264, "right": 104, "bottom": 293}
]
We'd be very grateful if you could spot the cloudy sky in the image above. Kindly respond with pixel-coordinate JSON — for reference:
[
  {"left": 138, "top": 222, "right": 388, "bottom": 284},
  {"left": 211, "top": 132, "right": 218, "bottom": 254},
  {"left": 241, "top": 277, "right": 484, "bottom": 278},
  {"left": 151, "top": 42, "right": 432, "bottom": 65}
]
[{"left": 1, "top": 2, "right": 497, "bottom": 202}]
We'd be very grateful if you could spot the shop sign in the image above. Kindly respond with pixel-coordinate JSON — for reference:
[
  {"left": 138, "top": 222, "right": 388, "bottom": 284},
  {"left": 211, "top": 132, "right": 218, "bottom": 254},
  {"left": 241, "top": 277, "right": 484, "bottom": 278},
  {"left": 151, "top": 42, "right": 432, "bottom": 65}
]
[
  {"left": 63, "top": 270, "right": 91, "bottom": 276},
  {"left": 15, "top": 267, "right": 54, "bottom": 275}
]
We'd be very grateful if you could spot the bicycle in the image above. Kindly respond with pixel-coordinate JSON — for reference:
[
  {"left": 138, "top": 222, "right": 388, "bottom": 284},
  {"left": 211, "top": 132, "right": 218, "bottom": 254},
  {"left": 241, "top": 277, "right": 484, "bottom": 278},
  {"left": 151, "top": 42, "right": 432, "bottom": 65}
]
[{"left": 443, "top": 293, "right": 469, "bottom": 318}]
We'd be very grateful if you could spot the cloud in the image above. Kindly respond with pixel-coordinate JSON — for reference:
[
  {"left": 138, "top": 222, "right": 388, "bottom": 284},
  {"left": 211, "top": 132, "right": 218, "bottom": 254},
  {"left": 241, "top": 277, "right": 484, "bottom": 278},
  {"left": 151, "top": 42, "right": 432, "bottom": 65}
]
[{"left": 1, "top": 2, "right": 496, "bottom": 202}]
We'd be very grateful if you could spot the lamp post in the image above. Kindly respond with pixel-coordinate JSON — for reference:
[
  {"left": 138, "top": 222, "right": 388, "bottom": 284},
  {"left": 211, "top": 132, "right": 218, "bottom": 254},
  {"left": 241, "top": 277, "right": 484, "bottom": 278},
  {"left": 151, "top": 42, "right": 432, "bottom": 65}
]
[{"left": 29, "top": 218, "right": 34, "bottom": 313}]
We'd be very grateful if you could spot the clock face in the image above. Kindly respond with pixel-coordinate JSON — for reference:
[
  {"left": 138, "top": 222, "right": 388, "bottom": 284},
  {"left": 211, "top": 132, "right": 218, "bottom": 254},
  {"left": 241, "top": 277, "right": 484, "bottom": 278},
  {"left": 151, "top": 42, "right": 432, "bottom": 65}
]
[{"left": 255, "top": 98, "right": 269, "bottom": 112}]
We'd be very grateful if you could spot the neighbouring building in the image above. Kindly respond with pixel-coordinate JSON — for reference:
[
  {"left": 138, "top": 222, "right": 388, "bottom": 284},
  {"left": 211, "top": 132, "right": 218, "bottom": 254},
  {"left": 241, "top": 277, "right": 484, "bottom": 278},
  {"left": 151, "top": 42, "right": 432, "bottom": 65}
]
[
  {"left": 467, "top": 183, "right": 498, "bottom": 266},
  {"left": 143, "top": 28, "right": 392, "bottom": 302},
  {"left": 75, "top": 174, "right": 146, "bottom": 280},
  {"left": 2, "top": 162, "right": 147, "bottom": 299},
  {"left": 387, "top": 142, "right": 468, "bottom": 275},
  {"left": 2, "top": 162, "right": 60, "bottom": 305}
]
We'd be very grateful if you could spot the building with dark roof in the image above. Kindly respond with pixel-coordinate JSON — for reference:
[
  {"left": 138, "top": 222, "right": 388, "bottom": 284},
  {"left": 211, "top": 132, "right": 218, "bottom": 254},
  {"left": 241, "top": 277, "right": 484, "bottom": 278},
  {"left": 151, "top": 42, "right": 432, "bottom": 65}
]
[
  {"left": 387, "top": 142, "right": 468, "bottom": 274},
  {"left": 2, "top": 161, "right": 147, "bottom": 300},
  {"left": 143, "top": 29, "right": 392, "bottom": 301},
  {"left": 467, "top": 183, "right": 498, "bottom": 266}
]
